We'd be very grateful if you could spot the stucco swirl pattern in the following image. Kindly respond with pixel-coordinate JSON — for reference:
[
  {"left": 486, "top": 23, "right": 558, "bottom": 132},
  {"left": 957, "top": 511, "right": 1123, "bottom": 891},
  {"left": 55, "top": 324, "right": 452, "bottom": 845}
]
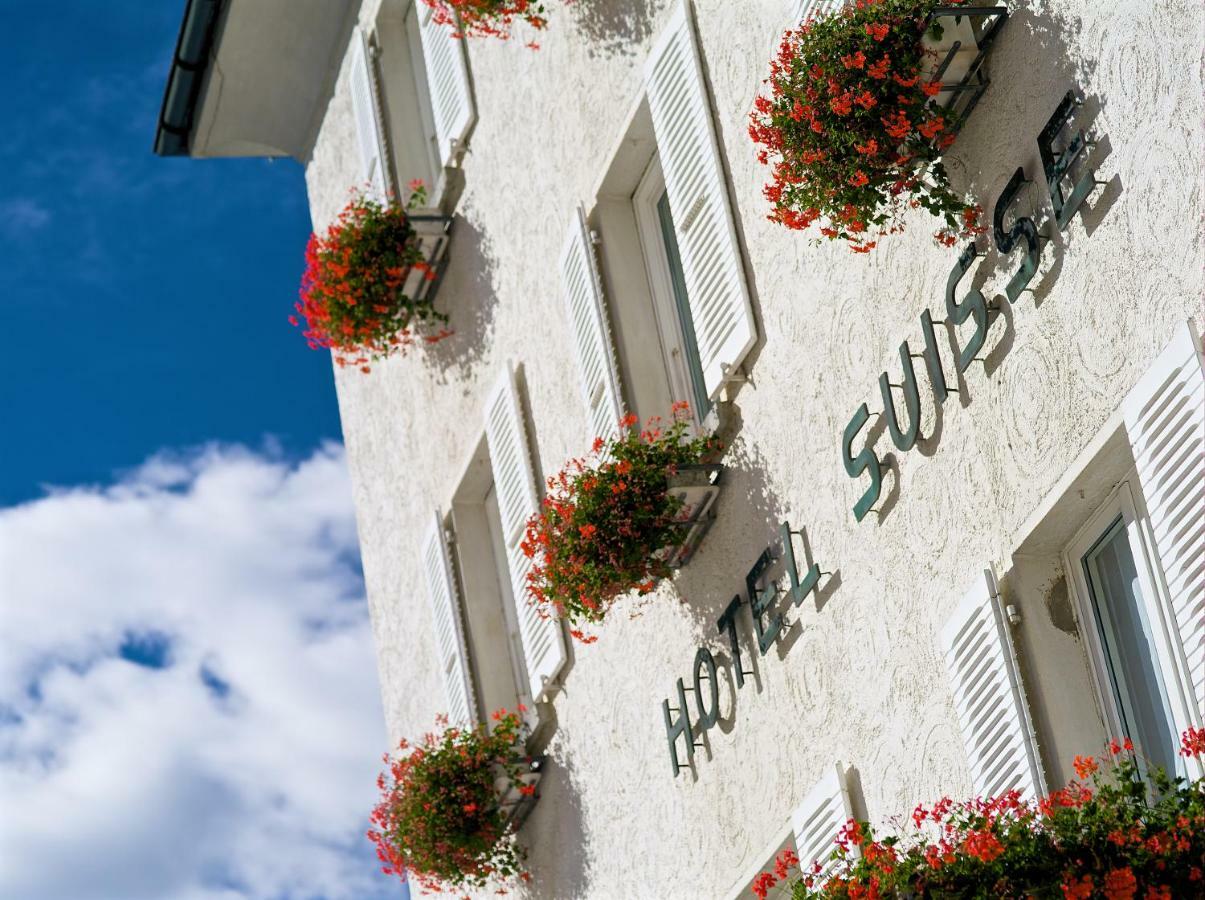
[{"left": 302, "top": 0, "right": 1204, "bottom": 896}]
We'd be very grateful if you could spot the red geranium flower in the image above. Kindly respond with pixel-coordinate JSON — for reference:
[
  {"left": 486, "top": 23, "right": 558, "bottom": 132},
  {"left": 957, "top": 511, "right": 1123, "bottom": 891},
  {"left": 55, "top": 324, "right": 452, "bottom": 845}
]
[
  {"left": 751, "top": 0, "right": 981, "bottom": 252},
  {"left": 368, "top": 711, "right": 532, "bottom": 893},
  {"left": 521, "top": 405, "right": 721, "bottom": 632},
  {"left": 767, "top": 734, "right": 1205, "bottom": 897},
  {"left": 422, "top": 0, "right": 552, "bottom": 42},
  {"left": 292, "top": 181, "right": 450, "bottom": 371}
]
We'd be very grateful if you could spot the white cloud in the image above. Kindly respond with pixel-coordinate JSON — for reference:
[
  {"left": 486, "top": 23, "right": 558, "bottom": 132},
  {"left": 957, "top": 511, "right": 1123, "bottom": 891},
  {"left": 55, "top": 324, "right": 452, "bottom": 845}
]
[
  {"left": 0, "top": 444, "right": 399, "bottom": 900},
  {"left": 0, "top": 197, "right": 51, "bottom": 235}
]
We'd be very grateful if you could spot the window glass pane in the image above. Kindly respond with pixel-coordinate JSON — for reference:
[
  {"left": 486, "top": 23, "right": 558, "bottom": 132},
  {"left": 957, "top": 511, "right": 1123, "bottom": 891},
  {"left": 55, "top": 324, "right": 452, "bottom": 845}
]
[
  {"left": 656, "top": 191, "right": 711, "bottom": 417},
  {"left": 1082, "top": 518, "right": 1179, "bottom": 776},
  {"left": 482, "top": 484, "right": 531, "bottom": 720}
]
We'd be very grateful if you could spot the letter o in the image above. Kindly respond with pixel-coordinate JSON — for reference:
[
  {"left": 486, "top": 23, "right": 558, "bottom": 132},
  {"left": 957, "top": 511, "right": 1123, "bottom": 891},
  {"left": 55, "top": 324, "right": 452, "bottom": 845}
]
[{"left": 693, "top": 647, "right": 720, "bottom": 731}]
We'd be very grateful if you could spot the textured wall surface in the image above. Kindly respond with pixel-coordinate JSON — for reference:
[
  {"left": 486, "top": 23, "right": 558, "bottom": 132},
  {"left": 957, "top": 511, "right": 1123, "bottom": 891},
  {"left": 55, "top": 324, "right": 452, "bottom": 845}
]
[{"left": 304, "top": 0, "right": 1204, "bottom": 896}]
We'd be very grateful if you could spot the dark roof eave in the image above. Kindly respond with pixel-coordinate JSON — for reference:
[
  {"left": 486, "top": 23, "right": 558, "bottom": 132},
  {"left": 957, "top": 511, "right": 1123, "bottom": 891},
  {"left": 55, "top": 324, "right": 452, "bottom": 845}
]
[{"left": 153, "top": 0, "right": 227, "bottom": 157}]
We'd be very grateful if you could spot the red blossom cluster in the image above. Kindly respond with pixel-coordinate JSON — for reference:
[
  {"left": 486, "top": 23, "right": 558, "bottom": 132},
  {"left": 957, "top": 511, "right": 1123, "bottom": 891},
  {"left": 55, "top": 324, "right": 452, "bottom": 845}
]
[
  {"left": 754, "top": 733, "right": 1205, "bottom": 899},
  {"left": 520, "top": 403, "right": 721, "bottom": 636},
  {"left": 423, "top": 0, "right": 553, "bottom": 44},
  {"left": 292, "top": 182, "right": 451, "bottom": 373},
  {"left": 367, "top": 708, "right": 533, "bottom": 893},
  {"left": 750, "top": 0, "right": 984, "bottom": 252}
]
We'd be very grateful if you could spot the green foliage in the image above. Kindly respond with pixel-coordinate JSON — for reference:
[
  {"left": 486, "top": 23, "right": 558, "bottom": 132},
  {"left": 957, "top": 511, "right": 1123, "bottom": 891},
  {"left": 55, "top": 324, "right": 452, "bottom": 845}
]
[
  {"left": 750, "top": 0, "right": 983, "bottom": 252},
  {"left": 368, "top": 710, "right": 535, "bottom": 893},
  {"left": 753, "top": 732, "right": 1205, "bottom": 899},
  {"left": 521, "top": 404, "right": 720, "bottom": 638}
]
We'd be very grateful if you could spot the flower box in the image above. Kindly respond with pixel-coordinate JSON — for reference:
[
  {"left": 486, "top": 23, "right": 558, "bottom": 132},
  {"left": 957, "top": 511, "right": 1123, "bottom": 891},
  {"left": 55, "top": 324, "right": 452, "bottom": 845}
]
[
  {"left": 757, "top": 729, "right": 1205, "bottom": 898},
  {"left": 751, "top": 0, "right": 997, "bottom": 252},
  {"left": 406, "top": 213, "right": 454, "bottom": 308},
  {"left": 522, "top": 405, "right": 724, "bottom": 637},
  {"left": 494, "top": 754, "right": 545, "bottom": 832},
  {"left": 369, "top": 711, "right": 535, "bottom": 893},
  {"left": 658, "top": 464, "right": 725, "bottom": 569},
  {"left": 423, "top": 0, "right": 553, "bottom": 41},
  {"left": 292, "top": 186, "right": 453, "bottom": 370},
  {"left": 919, "top": 6, "right": 1008, "bottom": 124}
]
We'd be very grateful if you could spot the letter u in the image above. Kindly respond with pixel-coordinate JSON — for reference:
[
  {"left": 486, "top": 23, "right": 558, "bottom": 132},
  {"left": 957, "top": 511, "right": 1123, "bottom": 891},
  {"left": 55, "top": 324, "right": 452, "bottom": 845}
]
[{"left": 879, "top": 341, "right": 921, "bottom": 452}]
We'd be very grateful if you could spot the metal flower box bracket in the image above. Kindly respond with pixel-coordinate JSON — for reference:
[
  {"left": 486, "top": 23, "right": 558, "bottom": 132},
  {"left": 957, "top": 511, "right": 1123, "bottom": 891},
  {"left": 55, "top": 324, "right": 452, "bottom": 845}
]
[
  {"left": 406, "top": 213, "right": 454, "bottom": 309},
  {"left": 659, "top": 464, "right": 725, "bottom": 570},
  {"left": 495, "top": 755, "right": 545, "bottom": 833},
  {"left": 921, "top": 6, "right": 1009, "bottom": 126}
]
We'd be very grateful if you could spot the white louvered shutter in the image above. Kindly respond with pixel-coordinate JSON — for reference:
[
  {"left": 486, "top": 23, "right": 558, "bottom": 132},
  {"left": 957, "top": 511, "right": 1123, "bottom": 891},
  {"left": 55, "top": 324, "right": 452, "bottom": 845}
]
[
  {"left": 484, "top": 365, "right": 568, "bottom": 702},
  {"left": 940, "top": 571, "right": 1046, "bottom": 801},
  {"left": 792, "top": 0, "right": 840, "bottom": 23},
  {"left": 791, "top": 764, "right": 854, "bottom": 882},
  {"left": 422, "top": 513, "right": 477, "bottom": 728},
  {"left": 349, "top": 29, "right": 389, "bottom": 201},
  {"left": 1122, "top": 321, "right": 1205, "bottom": 723},
  {"left": 417, "top": 2, "right": 476, "bottom": 169},
  {"left": 560, "top": 207, "right": 625, "bottom": 442},
  {"left": 644, "top": 0, "right": 757, "bottom": 401}
]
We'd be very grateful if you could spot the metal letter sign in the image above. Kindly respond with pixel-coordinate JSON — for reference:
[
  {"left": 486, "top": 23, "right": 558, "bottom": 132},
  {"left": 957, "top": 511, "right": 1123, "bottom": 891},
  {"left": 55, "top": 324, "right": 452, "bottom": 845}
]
[
  {"left": 747, "top": 549, "right": 785, "bottom": 654},
  {"left": 1040, "top": 90, "right": 1098, "bottom": 231},
  {"left": 944, "top": 243, "right": 990, "bottom": 374},
  {"left": 843, "top": 404, "right": 882, "bottom": 523},
  {"left": 994, "top": 167, "right": 1041, "bottom": 303},
  {"left": 880, "top": 341, "right": 923, "bottom": 452},
  {"left": 841, "top": 89, "right": 1101, "bottom": 524},
  {"left": 662, "top": 521, "right": 825, "bottom": 776},
  {"left": 659, "top": 90, "right": 1106, "bottom": 780}
]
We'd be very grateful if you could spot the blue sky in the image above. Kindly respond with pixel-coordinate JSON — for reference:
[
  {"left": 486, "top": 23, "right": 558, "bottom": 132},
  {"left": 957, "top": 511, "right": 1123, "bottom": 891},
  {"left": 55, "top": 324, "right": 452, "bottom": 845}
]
[
  {"left": 0, "top": 1, "right": 341, "bottom": 505},
  {"left": 1, "top": 4, "right": 400, "bottom": 898}
]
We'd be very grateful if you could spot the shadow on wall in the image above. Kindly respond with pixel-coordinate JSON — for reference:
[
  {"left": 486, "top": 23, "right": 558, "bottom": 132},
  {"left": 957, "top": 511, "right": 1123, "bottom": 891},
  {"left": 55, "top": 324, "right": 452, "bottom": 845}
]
[
  {"left": 850, "top": 2, "right": 1121, "bottom": 528},
  {"left": 663, "top": 421, "right": 843, "bottom": 783},
  {"left": 518, "top": 751, "right": 593, "bottom": 898},
  {"left": 424, "top": 214, "right": 499, "bottom": 379},
  {"left": 569, "top": 0, "right": 663, "bottom": 58},
  {"left": 671, "top": 427, "right": 788, "bottom": 640},
  {"left": 940, "top": 1, "right": 1120, "bottom": 262},
  {"left": 943, "top": 3, "right": 1101, "bottom": 205}
]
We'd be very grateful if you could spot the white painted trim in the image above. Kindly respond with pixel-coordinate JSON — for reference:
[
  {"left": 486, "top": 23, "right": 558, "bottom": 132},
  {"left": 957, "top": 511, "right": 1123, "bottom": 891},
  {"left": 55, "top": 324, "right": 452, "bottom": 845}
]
[
  {"left": 1063, "top": 478, "right": 1202, "bottom": 777},
  {"left": 633, "top": 156, "right": 701, "bottom": 426}
]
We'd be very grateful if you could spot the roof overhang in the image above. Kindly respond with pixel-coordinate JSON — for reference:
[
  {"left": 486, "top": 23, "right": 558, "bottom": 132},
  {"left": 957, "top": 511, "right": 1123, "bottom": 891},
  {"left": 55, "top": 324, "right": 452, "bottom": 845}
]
[{"left": 154, "top": 0, "right": 359, "bottom": 161}]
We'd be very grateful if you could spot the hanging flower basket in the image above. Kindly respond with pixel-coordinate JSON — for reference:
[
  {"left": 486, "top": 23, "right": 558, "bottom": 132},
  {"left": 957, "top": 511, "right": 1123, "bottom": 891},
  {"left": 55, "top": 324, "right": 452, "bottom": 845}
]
[
  {"left": 750, "top": 0, "right": 1008, "bottom": 252},
  {"left": 292, "top": 182, "right": 453, "bottom": 373},
  {"left": 367, "top": 709, "right": 538, "bottom": 894},
  {"left": 521, "top": 403, "right": 724, "bottom": 640},
  {"left": 423, "top": 0, "right": 553, "bottom": 42}
]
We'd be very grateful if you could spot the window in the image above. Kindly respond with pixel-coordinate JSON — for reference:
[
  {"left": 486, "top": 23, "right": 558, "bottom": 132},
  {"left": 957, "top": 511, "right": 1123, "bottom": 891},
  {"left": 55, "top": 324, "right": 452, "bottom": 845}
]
[
  {"left": 421, "top": 365, "right": 568, "bottom": 730},
  {"left": 560, "top": 0, "right": 756, "bottom": 441},
  {"left": 1000, "top": 322, "right": 1203, "bottom": 786},
  {"left": 634, "top": 157, "right": 712, "bottom": 419},
  {"left": 1065, "top": 486, "right": 1183, "bottom": 778},
  {"left": 445, "top": 444, "right": 535, "bottom": 723},
  {"left": 350, "top": 0, "right": 476, "bottom": 207}
]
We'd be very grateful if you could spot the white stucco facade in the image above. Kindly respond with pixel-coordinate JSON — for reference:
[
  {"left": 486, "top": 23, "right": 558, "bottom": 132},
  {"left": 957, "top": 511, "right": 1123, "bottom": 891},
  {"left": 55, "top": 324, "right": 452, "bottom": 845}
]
[{"left": 291, "top": 1, "right": 1203, "bottom": 896}]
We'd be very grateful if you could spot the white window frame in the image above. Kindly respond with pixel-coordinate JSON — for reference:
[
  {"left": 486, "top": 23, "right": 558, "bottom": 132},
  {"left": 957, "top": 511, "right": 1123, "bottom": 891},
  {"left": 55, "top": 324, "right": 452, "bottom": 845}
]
[
  {"left": 632, "top": 155, "right": 709, "bottom": 427},
  {"left": 367, "top": 0, "right": 475, "bottom": 209},
  {"left": 1062, "top": 477, "right": 1189, "bottom": 772},
  {"left": 481, "top": 481, "right": 537, "bottom": 712},
  {"left": 402, "top": 9, "right": 444, "bottom": 188},
  {"left": 443, "top": 430, "right": 545, "bottom": 729}
]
